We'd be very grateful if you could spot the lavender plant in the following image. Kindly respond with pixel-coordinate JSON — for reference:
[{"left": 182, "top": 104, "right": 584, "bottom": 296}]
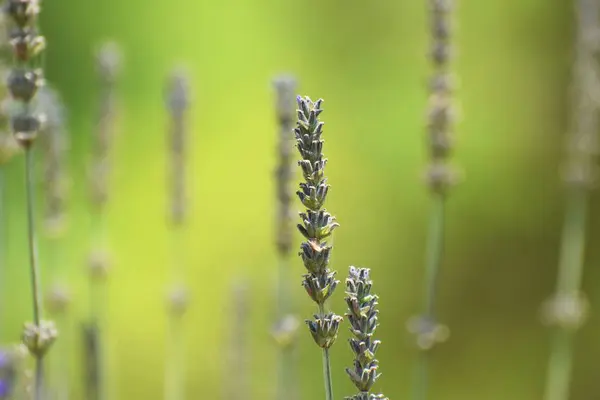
[
  {"left": 4, "top": 1, "right": 57, "bottom": 399},
  {"left": 38, "top": 86, "right": 71, "bottom": 400},
  {"left": 411, "top": 1, "right": 457, "bottom": 399},
  {"left": 293, "top": 95, "right": 341, "bottom": 400},
  {"left": 271, "top": 75, "right": 300, "bottom": 400},
  {"left": 85, "top": 40, "right": 122, "bottom": 400},
  {"left": 0, "top": 347, "right": 18, "bottom": 399},
  {"left": 0, "top": 345, "right": 28, "bottom": 399},
  {"left": 164, "top": 67, "right": 191, "bottom": 400},
  {"left": 541, "top": 1, "right": 599, "bottom": 399},
  {"left": 344, "top": 267, "right": 387, "bottom": 400}
]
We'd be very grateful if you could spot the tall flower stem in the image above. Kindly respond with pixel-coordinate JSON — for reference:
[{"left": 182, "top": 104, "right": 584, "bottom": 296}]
[
  {"left": 318, "top": 303, "right": 334, "bottom": 400},
  {"left": 293, "top": 96, "right": 342, "bottom": 400},
  {"left": 6, "top": 2, "right": 56, "bottom": 399},
  {"left": 411, "top": 1, "right": 457, "bottom": 399},
  {"left": 164, "top": 69, "right": 190, "bottom": 400},
  {"left": 25, "top": 147, "right": 44, "bottom": 400},
  {"left": 542, "top": 1, "right": 599, "bottom": 399},
  {"left": 423, "top": 195, "right": 445, "bottom": 317},
  {"left": 86, "top": 41, "right": 121, "bottom": 400},
  {"left": 223, "top": 279, "right": 250, "bottom": 400},
  {"left": 413, "top": 193, "right": 445, "bottom": 400},
  {"left": 543, "top": 189, "right": 590, "bottom": 400},
  {"left": 38, "top": 86, "right": 71, "bottom": 400},
  {"left": 164, "top": 225, "right": 187, "bottom": 400},
  {"left": 272, "top": 75, "right": 299, "bottom": 400}
]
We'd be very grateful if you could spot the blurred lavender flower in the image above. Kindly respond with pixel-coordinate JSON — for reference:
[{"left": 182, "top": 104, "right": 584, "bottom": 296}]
[{"left": 0, "top": 346, "right": 26, "bottom": 399}]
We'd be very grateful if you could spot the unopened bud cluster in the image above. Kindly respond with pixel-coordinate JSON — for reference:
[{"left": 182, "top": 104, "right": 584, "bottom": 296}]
[
  {"left": 344, "top": 267, "right": 387, "bottom": 400},
  {"left": 21, "top": 320, "right": 57, "bottom": 358},
  {"left": 294, "top": 96, "right": 342, "bottom": 349},
  {"left": 4, "top": 0, "right": 46, "bottom": 149},
  {"left": 425, "top": 0, "right": 458, "bottom": 193}
]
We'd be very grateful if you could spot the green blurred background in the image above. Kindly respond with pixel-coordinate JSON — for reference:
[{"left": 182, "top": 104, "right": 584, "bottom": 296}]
[{"left": 2, "top": 0, "right": 597, "bottom": 399}]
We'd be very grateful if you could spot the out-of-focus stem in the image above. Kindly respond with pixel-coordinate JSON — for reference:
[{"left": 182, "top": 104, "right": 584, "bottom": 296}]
[
  {"left": 543, "top": 189, "right": 588, "bottom": 400},
  {"left": 165, "top": 226, "right": 186, "bottom": 400},
  {"left": 413, "top": 194, "right": 445, "bottom": 400}
]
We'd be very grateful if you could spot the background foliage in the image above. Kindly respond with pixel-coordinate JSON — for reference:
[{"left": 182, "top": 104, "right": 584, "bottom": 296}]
[{"left": 2, "top": 0, "right": 596, "bottom": 399}]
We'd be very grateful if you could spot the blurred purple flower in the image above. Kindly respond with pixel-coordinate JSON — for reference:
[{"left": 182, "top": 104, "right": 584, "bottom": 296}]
[
  {"left": 0, "top": 349, "right": 16, "bottom": 399},
  {"left": 0, "top": 379, "right": 9, "bottom": 397}
]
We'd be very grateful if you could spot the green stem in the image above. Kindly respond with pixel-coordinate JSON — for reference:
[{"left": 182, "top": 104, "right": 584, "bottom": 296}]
[
  {"left": 318, "top": 303, "right": 334, "bottom": 400},
  {"left": 25, "top": 147, "right": 44, "bottom": 399},
  {"left": 555, "top": 188, "right": 587, "bottom": 295},
  {"left": 423, "top": 194, "right": 446, "bottom": 316},
  {"left": 543, "top": 188, "right": 588, "bottom": 400},
  {"left": 52, "top": 311, "right": 69, "bottom": 400},
  {"left": 47, "top": 236, "right": 70, "bottom": 400},
  {"left": 88, "top": 210, "right": 107, "bottom": 400},
  {"left": 544, "top": 329, "right": 574, "bottom": 400},
  {"left": 276, "top": 256, "right": 297, "bottom": 400},
  {"left": 165, "top": 225, "right": 185, "bottom": 400},
  {"left": 413, "top": 193, "right": 446, "bottom": 400},
  {"left": 412, "top": 352, "right": 429, "bottom": 400},
  {"left": 165, "top": 314, "right": 184, "bottom": 400}
]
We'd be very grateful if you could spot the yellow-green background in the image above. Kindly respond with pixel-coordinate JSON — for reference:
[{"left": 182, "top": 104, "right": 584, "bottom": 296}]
[{"left": 2, "top": 0, "right": 597, "bottom": 399}]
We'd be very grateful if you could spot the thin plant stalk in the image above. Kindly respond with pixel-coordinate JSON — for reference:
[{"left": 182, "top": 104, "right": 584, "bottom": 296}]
[
  {"left": 411, "top": 1, "right": 457, "bottom": 399},
  {"left": 422, "top": 195, "right": 445, "bottom": 316},
  {"left": 318, "top": 303, "right": 334, "bottom": 400},
  {"left": 165, "top": 314, "right": 184, "bottom": 400},
  {"left": 6, "top": 3, "right": 56, "bottom": 399},
  {"left": 39, "top": 86, "right": 71, "bottom": 400},
  {"left": 273, "top": 256, "right": 299, "bottom": 400},
  {"left": 293, "top": 96, "right": 342, "bottom": 400},
  {"left": 223, "top": 279, "right": 250, "bottom": 400},
  {"left": 85, "top": 210, "right": 108, "bottom": 400},
  {"left": 164, "top": 69, "right": 190, "bottom": 400},
  {"left": 413, "top": 194, "right": 445, "bottom": 400},
  {"left": 25, "top": 147, "right": 43, "bottom": 399},
  {"left": 542, "top": 1, "right": 600, "bottom": 399},
  {"left": 272, "top": 75, "right": 299, "bottom": 400},
  {"left": 543, "top": 188, "right": 589, "bottom": 400},
  {"left": 164, "top": 226, "right": 187, "bottom": 400},
  {"left": 86, "top": 41, "right": 121, "bottom": 400},
  {"left": 47, "top": 240, "right": 70, "bottom": 400}
]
